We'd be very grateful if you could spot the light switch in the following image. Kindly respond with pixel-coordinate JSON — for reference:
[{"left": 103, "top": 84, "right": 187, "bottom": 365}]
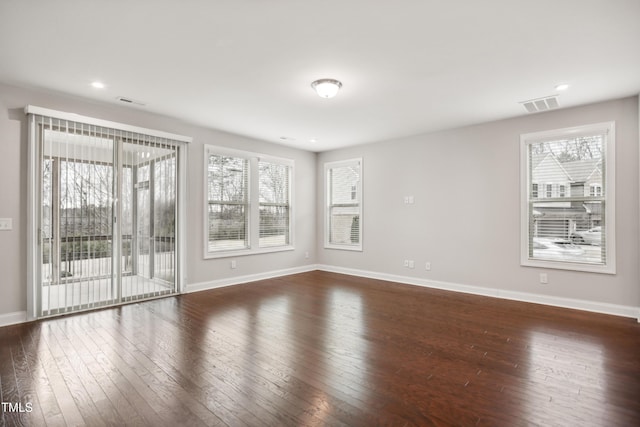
[{"left": 0, "top": 218, "right": 12, "bottom": 231}]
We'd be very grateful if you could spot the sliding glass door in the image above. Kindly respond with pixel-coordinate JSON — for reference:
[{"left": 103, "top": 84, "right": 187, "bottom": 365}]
[{"left": 29, "top": 110, "right": 186, "bottom": 318}]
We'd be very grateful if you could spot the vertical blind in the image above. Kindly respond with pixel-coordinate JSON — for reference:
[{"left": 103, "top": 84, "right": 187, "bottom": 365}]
[{"left": 30, "top": 110, "right": 184, "bottom": 317}]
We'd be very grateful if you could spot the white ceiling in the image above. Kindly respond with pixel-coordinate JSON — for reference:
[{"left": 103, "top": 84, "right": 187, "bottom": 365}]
[{"left": 1, "top": 0, "right": 639, "bottom": 152}]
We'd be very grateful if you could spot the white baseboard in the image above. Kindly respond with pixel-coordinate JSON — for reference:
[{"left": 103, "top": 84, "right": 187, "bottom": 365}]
[
  {"left": 317, "top": 264, "right": 639, "bottom": 319},
  {"left": 185, "top": 264, "right": 319, "bottom": 294},
  {"left": 0, "top": 311, "right": 27, "bottom": 328},
  {"left": 3, "top": 264, "right": 637, "bottom": 326}
]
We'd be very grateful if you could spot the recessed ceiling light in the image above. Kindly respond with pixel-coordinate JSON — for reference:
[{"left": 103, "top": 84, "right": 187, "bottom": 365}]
[
  {"left": 555, "top": 83, "right": 569, "bottom": 91},
  {"left": 309, "top": 138, "right": 318, "bottom": 143},
  {"left": 91, "top": 81, "right": 105, "bottom": 89}
]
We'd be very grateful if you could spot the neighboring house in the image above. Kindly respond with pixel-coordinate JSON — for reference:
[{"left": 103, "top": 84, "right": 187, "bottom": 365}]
[{"left": 531, "top": 152, "right": 602, "bottom": 239}]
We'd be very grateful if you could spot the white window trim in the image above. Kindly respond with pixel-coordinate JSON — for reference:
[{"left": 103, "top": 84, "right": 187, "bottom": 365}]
[
  {"left": 520, "top": 122, "right": 616, "bottom": 274},
  {"left": 204, "top": 145, "right": 294, "bottom": 259},
  {"left": 324, "top": 158, "right": 363, "bottom": 251}
]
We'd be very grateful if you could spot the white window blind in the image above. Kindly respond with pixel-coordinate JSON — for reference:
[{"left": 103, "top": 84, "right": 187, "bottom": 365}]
[
  {"left": 325, "top": 158, "right": 362, "bottom": 250},
  {"left": 258, "top": 160, "right": 291, "bottom": 248},
  {"left": 204, "top": 145, "right": 294, "bottom": 257},
  {"left": 521, "top": 122, "right": 615, "bottom": 274},
  {"left": 26, "top": 106, "right": 188, "bottom": 319},
  {"left": 206, "top": 153, "right": 249, "bottom": 252}
]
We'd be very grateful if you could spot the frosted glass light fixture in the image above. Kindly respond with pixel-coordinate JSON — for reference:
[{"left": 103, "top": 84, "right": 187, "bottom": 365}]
[{"left": 311, "top": 79, "right": 342, "bottom": 98}]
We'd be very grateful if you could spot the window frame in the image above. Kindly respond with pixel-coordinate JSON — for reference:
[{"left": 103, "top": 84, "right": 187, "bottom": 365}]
[
  {"left": 204, "top": 145, "right": 294, "bottom": 259},
  {"left": 520, "top": 122, "right": 616, "bottom": 274},
  {"left": 324, "top": 158, "right": 363, "bottom": 251}
]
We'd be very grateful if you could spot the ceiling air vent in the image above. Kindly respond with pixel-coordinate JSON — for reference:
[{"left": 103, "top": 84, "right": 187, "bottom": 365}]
[
  {"left": 116, "top": 96, "right": 146, "bottom": 106},
  {"left": 520, "top": 95, "right": 559, "bottom": 113}
]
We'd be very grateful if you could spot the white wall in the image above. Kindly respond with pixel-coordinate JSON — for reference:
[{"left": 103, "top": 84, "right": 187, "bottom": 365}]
[
  {"left": 317, "top": 97, "right": 639, "bottom": 312},
  {"left": 1, "top": 81, "right": 637, "bottom": 321},
  {"left": 0, "top": 82, "right": 317, "bottom": 318}
]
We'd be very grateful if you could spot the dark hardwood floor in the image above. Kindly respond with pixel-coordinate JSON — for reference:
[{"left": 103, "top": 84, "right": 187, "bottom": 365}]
[{"left": 1, "top": 271, "right": 639, "bottom": 426}]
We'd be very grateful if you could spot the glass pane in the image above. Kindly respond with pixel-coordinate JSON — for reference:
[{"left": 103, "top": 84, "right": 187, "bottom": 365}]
[
  {"left": 329, "top": 161, "right": 361, "bottom": 246},
  {"left": 259, "top": 162, "right": 289, "bottom": 204},
  {"left": 259, "top": 205, "right": 289, "bottom": 247},
  {"left": 330, "top": 207, "right": 360, "bottom": 245},
  {"left": 121, "top": 166, "right": 133, "bottom": 274},
  {"left": 208, "top": 203, "right": 248, "bottom": 251},
  {"left": 259, "top": 161, "right": 290, "bottom": 247},
  {"left": 530, "top": 201, "right": 604, "bottom": 265},
  {"left": 529, "top": 135, "right": 604, "bottom": 199},
  {"left": 208, "top": 155, "right": 248, "bottom": 202},
  {"left": 59, "top": 160, "right": 114, "bottom": 280},
  {"left": 154, "top": 156, "right": 176, "bottom": 283},
  {"left": 331, "top": 164, "right": 360, "bottom": 204}
]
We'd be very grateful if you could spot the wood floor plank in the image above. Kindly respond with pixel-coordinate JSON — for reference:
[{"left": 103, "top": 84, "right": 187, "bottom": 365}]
[
  {"left": 11, "top": 332, "right": 47, "bottom": 427},
  {"left": 29, "top": 324, "right": 85, "bottom": 427},
  {"left": 22, "top": 324, "right": 66, "bottom": 427},
  {"left": 1, "top": 271, "right": 638, "bottom": 426},
  {"left": 62, "top": 317, "right": 147, "bottom": 426},
  {"left": 0, "top": 331, "right": 29, "bottom": 427}
]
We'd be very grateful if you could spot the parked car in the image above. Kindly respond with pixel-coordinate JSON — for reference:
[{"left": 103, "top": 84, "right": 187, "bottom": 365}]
[
  {"left": 570, "top": 226, "right": 601, "bottom": 246},
  {"left": 533, "top": 238, "right": 585, "bottom": 261}
]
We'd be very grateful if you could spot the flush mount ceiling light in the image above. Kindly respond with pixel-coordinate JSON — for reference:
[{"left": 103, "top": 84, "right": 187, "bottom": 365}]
[
  {"left": 91, "top": 81, "right": 105, "bottom": 89},
  {"left": 555, "top": 83, "right": 570, "bottom": 91},
  {"left": 311, "top": 79, "right": 342, "bottom": 98}
]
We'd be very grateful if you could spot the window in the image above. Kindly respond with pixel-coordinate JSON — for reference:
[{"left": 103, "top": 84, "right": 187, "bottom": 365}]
[
  {"left": 520, "top": 122, "right": 615, "bottom": 273},
  {"left": 206, "top": 153, "right": 249, "bottom": 252},
  {"left": 205, "top": 145, "right": 293, "bottom": 257},
  {"left": 325, "top": 158, "right": 362, "bottom": 251},
  {"left": 545, "top": 183, "right": 553, "bottom": 198},
  {"left": 259, "top": 160, "right": 291, "bottom": 248}
]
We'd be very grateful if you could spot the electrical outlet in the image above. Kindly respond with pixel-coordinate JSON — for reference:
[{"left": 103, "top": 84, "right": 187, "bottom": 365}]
[
  {"left": 403, "top": 260, "right": 409, "bottom": 267},
  {"left": 305, "top": 251, "right": 309, "bottom": 259},
  {"left": 231, "top": 260, "right": 237, "bottom": 269},
  {"left": 408, "top": 260, "right": 415, "bottom": 269},
  {"left": 539, "top": 273, "right": 548, "bottom": 284},
  {"left": 425, "top": 262, "right": 431, "bottom": 271}
]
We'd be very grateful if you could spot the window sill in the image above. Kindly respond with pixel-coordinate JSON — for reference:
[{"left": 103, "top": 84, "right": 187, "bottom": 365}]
[
  {"left": 204, "top": 245, "right": 295, "bottom": 259},
  {"left": 521, "top": 258, "right": 615, "bottom": 275},
  {"left": 324, "top": 243, "right": 363, "bottom": 252}
]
